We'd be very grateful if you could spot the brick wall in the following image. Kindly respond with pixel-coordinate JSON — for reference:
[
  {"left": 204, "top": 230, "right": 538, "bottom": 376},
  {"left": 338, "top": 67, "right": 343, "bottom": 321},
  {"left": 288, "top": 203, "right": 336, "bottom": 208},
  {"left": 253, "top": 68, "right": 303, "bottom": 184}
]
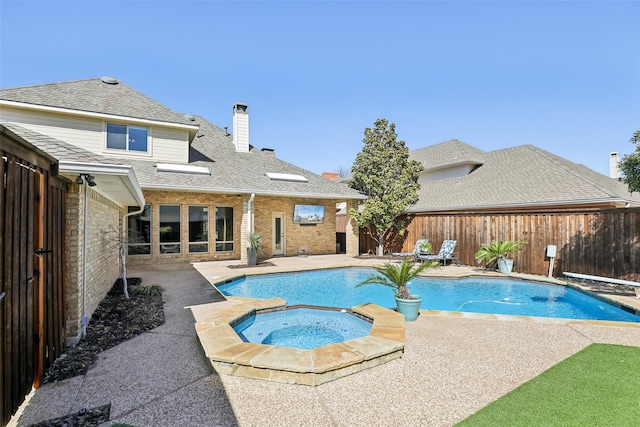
[
  {"left": 253, "top": 196, "right": 338, "bottom": 257},
  {"left": 65, "top": 183, "right": 122, "bottom": 345},
  {"left": 126, "top": 191, "right": 353, "bottom": 264},
  {"left": 127, "top": 190, "right": 244, "bottom": 265}
]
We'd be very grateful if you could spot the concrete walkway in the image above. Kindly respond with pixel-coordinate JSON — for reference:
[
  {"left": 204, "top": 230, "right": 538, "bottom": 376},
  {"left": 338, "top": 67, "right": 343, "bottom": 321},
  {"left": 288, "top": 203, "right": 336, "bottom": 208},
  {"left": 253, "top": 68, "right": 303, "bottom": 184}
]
[{"left": 12, "top": 255, "right": 640, "bottom": 427}]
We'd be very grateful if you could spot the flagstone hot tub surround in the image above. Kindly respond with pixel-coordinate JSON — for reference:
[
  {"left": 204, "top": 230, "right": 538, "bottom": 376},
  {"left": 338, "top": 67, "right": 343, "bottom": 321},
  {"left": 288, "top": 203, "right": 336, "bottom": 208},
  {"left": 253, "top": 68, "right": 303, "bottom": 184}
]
[{"left": 194, "top": 297, "right": 405, "bottom": 385}]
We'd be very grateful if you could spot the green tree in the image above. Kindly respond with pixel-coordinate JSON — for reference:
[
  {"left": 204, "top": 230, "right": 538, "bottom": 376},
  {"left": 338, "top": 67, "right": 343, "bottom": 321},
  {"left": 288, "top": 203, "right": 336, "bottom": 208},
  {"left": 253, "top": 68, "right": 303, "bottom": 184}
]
[
  {"left": 349, "top": 118, "right": 423, "bottom": 256},
  {"left": 619, "top": 129, "right": 640, "bottom": 193}
]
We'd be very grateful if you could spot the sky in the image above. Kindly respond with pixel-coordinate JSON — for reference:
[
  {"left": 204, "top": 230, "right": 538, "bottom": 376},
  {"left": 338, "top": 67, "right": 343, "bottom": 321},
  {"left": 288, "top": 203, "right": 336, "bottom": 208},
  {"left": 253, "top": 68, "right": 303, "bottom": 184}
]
[{"left": 1, "top": 1, "right": 639, "bottom": 176}]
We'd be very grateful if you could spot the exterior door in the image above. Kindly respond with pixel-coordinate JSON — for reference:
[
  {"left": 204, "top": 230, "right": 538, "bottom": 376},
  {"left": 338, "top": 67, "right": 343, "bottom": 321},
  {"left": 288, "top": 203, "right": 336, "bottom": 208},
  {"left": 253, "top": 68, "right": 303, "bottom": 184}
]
[{"left": 273, "top": 213, "right": 285, "bottom": 256}]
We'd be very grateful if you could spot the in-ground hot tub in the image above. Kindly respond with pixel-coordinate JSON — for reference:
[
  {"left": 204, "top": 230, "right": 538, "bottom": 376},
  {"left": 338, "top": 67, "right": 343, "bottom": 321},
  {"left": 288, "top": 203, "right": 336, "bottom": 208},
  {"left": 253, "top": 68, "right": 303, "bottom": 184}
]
[
  {"left": 234, "top": 307, "right": 372, "bottom": 350},
  {"left": 194, "top": 297, "right": 405, "bottom": 385}
]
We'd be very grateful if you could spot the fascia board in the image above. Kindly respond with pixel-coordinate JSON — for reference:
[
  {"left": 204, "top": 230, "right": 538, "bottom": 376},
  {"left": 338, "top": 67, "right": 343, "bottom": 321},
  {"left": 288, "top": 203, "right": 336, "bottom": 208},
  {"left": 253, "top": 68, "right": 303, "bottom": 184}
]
[
  {"left": 140, "top": 183, "right": 367, "bottom": 200},
  {"left": 406, "top": 198, "right": 633, "bottom": 213},
  {"left": 0, "top": 100, "right": 199, "bottom": 132}
]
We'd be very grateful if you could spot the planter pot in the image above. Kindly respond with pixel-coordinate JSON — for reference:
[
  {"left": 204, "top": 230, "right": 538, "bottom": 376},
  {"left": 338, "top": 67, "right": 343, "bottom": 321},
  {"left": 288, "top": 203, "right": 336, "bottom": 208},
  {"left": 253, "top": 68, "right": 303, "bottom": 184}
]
[
  {"left": 497, "top": 258, "right": 514, "bottom": 274},
  {"left": 395, "top": 295, "right": 422, "bottom": 321},
  {"left": 247, "top": 247, "right": 257, "bottom": 266}
]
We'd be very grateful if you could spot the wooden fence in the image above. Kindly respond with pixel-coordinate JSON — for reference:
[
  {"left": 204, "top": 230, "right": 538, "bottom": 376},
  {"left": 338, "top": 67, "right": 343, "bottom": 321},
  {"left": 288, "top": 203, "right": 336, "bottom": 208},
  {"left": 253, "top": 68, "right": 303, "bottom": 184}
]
[
  {"left": 1, "top": 129, "right": 67, "bottom": 426},
  {"left": 360, "top": 209, "right": 640, "bottom": 282}
]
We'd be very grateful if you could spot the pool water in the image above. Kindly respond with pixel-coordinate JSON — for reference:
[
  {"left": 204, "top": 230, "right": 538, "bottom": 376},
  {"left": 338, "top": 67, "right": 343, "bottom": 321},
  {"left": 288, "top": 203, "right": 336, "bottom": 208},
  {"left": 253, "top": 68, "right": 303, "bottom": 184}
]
[
  {"left": 219, "top": 268, "right": 640, "bottom": 323},
  {"left": 234, "top": 308, "right": 372, "bottom": 350}
]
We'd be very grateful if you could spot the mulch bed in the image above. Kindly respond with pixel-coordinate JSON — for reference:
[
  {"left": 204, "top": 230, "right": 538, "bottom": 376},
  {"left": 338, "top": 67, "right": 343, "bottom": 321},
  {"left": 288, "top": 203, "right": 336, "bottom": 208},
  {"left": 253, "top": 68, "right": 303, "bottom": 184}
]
[
  {"left": 30, "top": 277, "right": 165, "bottom": 427},
  {"left": 43, "top": 277, "right": 165, "bottom": 384},
  {"left": 29, "top": 405, "right": 111, "bottom": 427}
]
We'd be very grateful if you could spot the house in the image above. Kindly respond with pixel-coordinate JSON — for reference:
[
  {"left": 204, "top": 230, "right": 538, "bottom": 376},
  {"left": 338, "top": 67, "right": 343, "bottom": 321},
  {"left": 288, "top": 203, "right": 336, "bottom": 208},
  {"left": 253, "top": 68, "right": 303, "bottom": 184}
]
[
  {"left": 409, "top": 139, "right": 640, "bottom": 213},
  {"left": 363, "top": 139, "right": 640, "bottom": 281},
  {"left": 1, "top": 76, "right": 365, "bottom": 345}
]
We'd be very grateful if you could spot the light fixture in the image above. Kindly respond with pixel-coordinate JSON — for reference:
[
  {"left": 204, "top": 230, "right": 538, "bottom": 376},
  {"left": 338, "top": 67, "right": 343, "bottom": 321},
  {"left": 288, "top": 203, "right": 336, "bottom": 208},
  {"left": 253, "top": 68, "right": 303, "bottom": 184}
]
[{"left": 76, "top": 174, "right": 97, "bottom": 187}]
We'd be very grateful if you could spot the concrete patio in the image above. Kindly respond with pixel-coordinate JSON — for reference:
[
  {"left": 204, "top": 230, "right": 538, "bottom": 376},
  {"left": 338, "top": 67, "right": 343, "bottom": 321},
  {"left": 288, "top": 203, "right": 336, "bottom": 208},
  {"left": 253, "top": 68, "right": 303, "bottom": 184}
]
[{"left": 11, "top": 255, "right": 640, "bottom": 427}]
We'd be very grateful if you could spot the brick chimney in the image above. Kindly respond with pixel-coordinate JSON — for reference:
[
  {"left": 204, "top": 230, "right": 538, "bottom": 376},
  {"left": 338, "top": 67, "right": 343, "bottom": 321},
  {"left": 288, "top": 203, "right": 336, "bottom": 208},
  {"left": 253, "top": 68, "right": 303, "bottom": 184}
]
[
  {"left": 233, "top": 103, "right": 249, "bottom": 153},
  {"left": 610, "top": 152, "right": 620, "bottom": 179},
  {"left": 322, "top": 172, "right": 339, "bottom": 180}
]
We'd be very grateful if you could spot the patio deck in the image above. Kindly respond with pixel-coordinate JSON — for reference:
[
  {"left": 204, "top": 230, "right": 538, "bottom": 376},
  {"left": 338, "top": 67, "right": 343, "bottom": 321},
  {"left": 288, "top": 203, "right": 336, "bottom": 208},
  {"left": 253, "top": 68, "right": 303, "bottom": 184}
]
[{"left": 11, "top": 255, "right": 640, "bottom": 427}]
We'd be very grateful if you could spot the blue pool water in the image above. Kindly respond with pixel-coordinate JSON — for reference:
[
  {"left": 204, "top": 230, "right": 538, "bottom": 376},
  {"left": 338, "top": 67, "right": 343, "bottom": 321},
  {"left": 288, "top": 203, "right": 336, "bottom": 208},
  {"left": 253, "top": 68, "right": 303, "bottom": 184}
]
[
  {"left": 234, "top": 308, "right": 372, "bottom": 350},
  {"left": 218, "top": 268, "right": 640, "bottom": 323}
]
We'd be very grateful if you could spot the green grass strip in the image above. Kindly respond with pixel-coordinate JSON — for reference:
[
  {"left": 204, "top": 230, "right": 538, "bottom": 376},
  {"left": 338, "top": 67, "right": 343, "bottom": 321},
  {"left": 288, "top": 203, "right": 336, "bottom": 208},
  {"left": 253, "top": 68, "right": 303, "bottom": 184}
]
[{"left": 456, "top": 343, "right": 640, "bottom": 427}]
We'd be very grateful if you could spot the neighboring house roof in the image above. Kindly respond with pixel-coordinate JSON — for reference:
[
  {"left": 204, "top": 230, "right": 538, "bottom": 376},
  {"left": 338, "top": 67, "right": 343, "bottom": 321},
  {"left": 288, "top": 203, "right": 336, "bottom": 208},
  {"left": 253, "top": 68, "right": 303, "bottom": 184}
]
[
  {"left": 129, "top": 116, "right": 366, "bottom": 199},
  {"left": 411, "top": 139, "right": 485, "bottom": 170},
  {"left": 408, "top": 141, "right": 640, "bottom": 212},
  {"left": 0, "top": 77, "right": 197, "bottom": 128},
  {"left": 1, "top": 122, "right": 145, "bottom": 207}
]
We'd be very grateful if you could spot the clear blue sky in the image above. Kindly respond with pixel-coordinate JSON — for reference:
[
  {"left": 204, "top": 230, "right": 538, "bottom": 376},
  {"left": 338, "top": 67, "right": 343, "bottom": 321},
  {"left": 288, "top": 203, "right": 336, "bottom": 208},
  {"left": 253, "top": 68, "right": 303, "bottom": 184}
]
[{"left": 2, "top": 1, "right": 638, "bottom": 176}]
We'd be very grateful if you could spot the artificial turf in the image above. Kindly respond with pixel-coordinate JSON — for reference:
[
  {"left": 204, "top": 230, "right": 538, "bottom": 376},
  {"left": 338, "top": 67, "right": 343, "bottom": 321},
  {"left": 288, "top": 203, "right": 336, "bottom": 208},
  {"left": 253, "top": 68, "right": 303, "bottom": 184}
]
[{"left": 456, "top": 343, "right": 640, "bottom": 427}]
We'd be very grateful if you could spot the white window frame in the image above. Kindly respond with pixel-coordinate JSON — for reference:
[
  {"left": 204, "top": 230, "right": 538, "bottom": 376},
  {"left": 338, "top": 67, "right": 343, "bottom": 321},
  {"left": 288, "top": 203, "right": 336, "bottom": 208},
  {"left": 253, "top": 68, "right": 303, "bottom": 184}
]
[{"left": 105, "top": 123, "right": 151, "bottom": 154}]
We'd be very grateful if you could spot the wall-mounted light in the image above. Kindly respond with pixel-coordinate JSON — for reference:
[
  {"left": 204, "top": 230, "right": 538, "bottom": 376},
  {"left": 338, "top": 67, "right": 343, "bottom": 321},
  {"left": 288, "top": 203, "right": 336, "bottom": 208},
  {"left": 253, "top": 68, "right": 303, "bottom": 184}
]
[{"left": 76, "top": 174, "right": 97, "bottom": 187}]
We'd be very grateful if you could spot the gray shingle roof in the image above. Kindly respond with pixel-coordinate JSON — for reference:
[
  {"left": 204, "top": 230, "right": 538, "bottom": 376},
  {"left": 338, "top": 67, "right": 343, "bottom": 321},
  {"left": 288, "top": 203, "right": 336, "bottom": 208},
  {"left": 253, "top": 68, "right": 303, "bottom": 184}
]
[
  {"left": 410, "top": 139, "right": 485, "bottom": 170},
  {"left": 0, "top": 77, "right": 196, "bottom": 126},
  {"left": 130, "top": 116, "right": 366, "bottom": 199},
  {"left": 1, "top": 122, "right": 120, "bottom": 165},
  {"left": 408, "top": 142, "right": 640, "bottom": 212},
  {"left": 1, "top": 78, "right": 364, "bottom": 200}
]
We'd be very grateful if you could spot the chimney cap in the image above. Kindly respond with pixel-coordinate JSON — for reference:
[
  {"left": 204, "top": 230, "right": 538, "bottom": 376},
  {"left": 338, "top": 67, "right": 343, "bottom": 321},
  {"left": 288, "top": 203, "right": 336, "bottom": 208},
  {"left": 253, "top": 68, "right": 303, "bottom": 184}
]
[{"left": 234, "top": 103, "right": 248, "bottom": 113}]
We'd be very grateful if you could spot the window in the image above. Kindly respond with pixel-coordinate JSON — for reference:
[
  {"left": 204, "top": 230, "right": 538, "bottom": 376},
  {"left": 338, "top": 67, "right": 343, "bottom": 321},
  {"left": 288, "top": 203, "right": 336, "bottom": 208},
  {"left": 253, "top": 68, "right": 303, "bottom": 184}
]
[
  {"left": 127, "top": 205, "right": 151, "bottom": 255},
  {"left": 215, "top": 207, "right": 234, "bottom": 252},
  {"left": 189, "top": 205, "right": 209, "bottom": 253},
  {"left": 107, "top": 123, "right": 148, "bottom": 152},
  {"left": 159, "top": 205, "right": 181, "bottom": 254}
]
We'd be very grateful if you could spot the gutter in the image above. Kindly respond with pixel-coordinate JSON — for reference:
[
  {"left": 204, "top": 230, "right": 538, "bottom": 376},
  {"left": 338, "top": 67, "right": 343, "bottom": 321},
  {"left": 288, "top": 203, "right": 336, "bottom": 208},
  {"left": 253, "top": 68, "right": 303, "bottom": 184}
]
[{"left": 140, "top": 183, "right": 367, "bottom": 200}]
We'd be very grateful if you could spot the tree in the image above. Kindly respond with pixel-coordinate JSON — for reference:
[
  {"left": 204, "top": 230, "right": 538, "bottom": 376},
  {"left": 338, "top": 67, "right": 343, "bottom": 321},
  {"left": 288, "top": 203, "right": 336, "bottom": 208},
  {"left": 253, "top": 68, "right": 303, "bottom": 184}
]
[
  {"left": 335, "top": 165, "right": 351, "bottom": 178},
  {"left": 102, "top": 226, "right": 145, "bottom": 299},
  {"left": 348, "top": 118, "right": 423, "bottom": 255},
  {"left": 619, "top": 129, "right": 640, "bottom": 193}
]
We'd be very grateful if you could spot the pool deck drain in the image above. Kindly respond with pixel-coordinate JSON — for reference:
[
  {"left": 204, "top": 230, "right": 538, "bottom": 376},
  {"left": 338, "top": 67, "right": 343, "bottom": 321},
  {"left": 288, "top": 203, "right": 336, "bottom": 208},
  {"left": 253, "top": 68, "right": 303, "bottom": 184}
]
[{"left": 194, "top": 297, "right": 405, "bottom": 385}]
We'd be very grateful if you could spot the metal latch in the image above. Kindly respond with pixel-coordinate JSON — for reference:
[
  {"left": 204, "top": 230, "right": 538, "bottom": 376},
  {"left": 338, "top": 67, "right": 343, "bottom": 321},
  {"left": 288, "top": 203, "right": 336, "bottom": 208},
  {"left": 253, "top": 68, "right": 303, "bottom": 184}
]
[{"left": 35, "top": 248, "right": 53, "bottom": 256}]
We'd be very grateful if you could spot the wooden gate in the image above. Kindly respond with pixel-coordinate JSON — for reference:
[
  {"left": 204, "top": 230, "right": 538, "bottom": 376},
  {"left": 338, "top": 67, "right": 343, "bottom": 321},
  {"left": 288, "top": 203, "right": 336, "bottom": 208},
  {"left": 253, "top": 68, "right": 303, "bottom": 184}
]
[{"left": 1, "top": 130, "right": 67, "bottom": 426}]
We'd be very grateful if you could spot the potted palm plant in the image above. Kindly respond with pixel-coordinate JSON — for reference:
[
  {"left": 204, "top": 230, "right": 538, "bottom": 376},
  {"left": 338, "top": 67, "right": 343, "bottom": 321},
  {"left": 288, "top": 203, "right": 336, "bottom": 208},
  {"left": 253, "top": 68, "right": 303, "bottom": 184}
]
[
  {"left": 475, "top": 240, "right": 526, "bottom": 274},
  {"left": 357, "top": 258, "right": 436, "bottom": 321},
  {"left": 247, "top": 231, "right": 265, "bottom": 266}
]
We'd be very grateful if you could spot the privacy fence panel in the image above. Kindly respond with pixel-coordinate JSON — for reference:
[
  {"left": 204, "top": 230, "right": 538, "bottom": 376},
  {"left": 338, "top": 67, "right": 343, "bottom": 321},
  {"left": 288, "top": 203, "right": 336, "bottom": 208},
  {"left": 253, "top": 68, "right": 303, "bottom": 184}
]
[
  {"left": 363, "top": 209, "right": 639, "bottom": 282},
  {"left": 1, "top": 132, "right": 67, "bottom": 426}
]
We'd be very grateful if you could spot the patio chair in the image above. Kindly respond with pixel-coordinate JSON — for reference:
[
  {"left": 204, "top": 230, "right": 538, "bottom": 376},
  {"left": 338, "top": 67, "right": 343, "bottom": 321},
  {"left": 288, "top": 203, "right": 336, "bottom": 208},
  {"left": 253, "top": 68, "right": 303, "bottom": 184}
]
[
  {"left": 416, "top": 239, "right": 459, "bottom": 266},
  {"left": 391, "top": 238, "right": 430, "bottom": 259}
]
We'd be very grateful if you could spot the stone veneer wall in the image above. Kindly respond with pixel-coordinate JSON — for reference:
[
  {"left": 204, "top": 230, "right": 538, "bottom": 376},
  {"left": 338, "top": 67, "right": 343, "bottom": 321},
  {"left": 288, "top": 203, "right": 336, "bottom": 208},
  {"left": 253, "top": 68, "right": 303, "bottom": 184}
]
[
  {"left": 65, "top": 183, "right": 122, "bottom": 345},
  {"left": 126, "top": 191, "right": 358, "bottom": 264}
]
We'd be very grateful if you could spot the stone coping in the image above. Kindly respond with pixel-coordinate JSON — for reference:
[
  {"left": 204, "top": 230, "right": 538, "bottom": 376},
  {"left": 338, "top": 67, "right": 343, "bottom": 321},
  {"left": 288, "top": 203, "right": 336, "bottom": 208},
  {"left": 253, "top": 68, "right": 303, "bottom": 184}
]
[{"left": 194, "top": 298, "right": 405, "bottom": 386}]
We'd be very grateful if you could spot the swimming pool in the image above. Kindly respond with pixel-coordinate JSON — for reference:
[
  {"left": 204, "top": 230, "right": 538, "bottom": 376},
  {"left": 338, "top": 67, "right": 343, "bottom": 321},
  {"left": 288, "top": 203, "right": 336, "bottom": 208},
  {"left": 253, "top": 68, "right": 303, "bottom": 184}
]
[{"left": 218, "top": 268, "right": 640, "bottom": 323}]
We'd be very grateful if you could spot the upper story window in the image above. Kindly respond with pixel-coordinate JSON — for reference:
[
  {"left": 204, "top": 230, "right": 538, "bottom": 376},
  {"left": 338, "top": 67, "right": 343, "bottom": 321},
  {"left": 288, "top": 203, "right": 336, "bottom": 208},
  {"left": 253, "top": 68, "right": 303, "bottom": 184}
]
[{"left": 107, "top": 123, "right": 148, "bottom": 152}]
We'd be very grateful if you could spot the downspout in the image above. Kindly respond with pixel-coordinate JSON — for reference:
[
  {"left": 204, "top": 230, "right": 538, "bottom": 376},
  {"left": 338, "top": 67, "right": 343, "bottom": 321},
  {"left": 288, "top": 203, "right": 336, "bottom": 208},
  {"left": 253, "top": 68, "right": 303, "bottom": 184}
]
[
  {"left": 81, "top": 182, "right": 89, "bottom": 337},
  {"left": 247, "top": 193, "right": 255, "bottom": 234},
  {"left": 121, "top": 204, "right": 145, "bottom": 300}
]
